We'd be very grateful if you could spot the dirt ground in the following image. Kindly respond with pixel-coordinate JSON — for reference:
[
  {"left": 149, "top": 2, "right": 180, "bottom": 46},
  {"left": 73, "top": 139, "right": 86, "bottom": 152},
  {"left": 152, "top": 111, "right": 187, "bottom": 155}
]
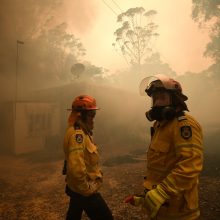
[{"left": 0, "top": 152, "right": 220, "bottom": 220}]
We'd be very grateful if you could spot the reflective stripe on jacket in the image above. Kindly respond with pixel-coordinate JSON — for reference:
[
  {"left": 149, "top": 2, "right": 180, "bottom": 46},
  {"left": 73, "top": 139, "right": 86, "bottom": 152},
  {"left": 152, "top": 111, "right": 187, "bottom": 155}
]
[{"left": 144, "top": 113, "right": 203, "bottom": 219}]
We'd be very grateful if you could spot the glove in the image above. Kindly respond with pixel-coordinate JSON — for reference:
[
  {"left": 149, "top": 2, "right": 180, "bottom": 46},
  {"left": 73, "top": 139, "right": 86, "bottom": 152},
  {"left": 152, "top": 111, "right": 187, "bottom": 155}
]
[
  {"left": 88, "top": 179, "right": 102, "bottom": 194},
  {"left": 124, "top": 195, "right": 144, "bottom": 207},
  {"left": 144, "top": 185, "right": 170, "bottom": 218}
]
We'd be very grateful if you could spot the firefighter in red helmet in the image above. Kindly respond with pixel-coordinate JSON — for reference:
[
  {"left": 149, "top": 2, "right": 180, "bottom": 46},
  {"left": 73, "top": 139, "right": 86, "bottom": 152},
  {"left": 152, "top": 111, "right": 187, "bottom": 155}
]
[
  {"left": 63, "top": 95, "right": 113, "bottom": 220},
  {"left": 125, "top": 74, "right": 203, "bottom": 220}
]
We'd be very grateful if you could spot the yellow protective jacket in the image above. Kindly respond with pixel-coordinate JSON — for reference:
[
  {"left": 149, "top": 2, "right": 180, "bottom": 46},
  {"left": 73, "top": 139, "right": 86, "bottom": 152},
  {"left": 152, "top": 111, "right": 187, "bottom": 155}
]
[
  {"left": 63, "top": 123, "right": 103, "bottom": 196},
  {"left": 143, "top": 113, "right": 203, "bottom": 220}
]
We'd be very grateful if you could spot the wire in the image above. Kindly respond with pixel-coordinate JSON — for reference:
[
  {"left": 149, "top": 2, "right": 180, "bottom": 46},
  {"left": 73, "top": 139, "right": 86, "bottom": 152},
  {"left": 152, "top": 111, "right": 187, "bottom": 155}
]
[
  {"left": 111, "top": 0, "right": 123, "bottom": 13},
  {"left": 102, "top": 0, "right": 118, "bottom": 16},
  {"left": 101, "top": 0, "right": 130, "bottom": 67}
]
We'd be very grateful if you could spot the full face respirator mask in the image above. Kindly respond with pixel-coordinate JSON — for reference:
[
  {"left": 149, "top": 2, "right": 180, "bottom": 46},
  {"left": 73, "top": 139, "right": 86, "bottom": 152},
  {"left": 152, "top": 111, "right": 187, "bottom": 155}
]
[
  {"left": 139, "top": 74, "right": 188, "bottom": 122},
  {"left": 146, "top": 105, "right": 176, "bottom": 122}
]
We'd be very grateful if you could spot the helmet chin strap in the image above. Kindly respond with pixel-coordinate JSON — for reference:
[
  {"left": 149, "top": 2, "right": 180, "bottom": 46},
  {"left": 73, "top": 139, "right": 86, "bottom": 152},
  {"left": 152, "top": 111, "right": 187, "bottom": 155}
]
[{"left": 146, "top": 106, "right": 176, "bottom": 122}]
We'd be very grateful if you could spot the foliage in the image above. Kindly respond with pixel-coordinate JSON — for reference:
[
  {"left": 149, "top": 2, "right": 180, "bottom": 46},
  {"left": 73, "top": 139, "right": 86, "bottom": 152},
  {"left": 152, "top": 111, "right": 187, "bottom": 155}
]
[
  {"left": 36, "top": 23, "right": 86, "bottom": 82},
  {"left": 71, "top": 63, "right": 85, "bottom": 79},
  {"left": 142, "top": 53, "right": 176, "bottom": 77},
  {"left": 84, "top": 62, "right": 104, "bottom": 77},
  {"left": 42, "top": 22, "right": 86, "bottom": 57},
  {"left": 107, "top": 52, "right": 176, "bottom": 92},
  {"left": 0, "top": 0, "right": 106, "bottom": 92},
  {"left": 192, "top": 0, "right": 220, "bottom": 63},
  {"left": 0, "top": 0, "right": 62, "bottom": 40},
  {"left": 192, "top": 0, "right": 220, "bottom": 22},
  {"left": 113, "top": 7, "right": 159, "bottom": 67}
]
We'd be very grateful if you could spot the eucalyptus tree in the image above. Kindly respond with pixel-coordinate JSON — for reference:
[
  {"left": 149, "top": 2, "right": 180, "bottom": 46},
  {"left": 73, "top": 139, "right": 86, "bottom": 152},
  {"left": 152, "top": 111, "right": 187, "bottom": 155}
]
[
  {"left": 112, "top": 7, "right": 159, "bottom": 67},
  {"left": 192, "top": 0, "right": 220, "bottom": 74},
  {"left": 41, "top": 22, "right": 86, "bottom": 80}
]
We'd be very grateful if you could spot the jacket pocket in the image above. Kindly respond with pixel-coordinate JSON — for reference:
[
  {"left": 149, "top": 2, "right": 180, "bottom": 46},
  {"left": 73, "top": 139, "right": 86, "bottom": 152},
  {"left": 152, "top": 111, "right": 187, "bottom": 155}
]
[
  {"left": 85, "top": 143, "right": 99, "bottom": 166},
  {"left": 147, "top": 141, "right": 170, "bottom": 167}
]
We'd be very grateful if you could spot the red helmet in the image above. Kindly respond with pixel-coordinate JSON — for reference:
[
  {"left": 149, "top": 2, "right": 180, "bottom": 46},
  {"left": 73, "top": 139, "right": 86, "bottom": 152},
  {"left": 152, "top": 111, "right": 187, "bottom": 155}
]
[
  {"left": 139, "top": 74, "right": 188, "bottom": 101},
  {"left": 69, "top": 95, "right": 99, "bottom": 111}
]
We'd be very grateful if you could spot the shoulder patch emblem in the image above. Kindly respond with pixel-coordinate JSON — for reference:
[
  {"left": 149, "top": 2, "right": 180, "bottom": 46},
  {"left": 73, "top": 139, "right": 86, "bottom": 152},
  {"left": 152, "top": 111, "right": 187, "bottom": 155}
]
[
  {"left": 180, "top": 126, "right": 192, "bottom": 139},
  {"left": 75, "top": 134, "right": 83, "bottom": 143}
]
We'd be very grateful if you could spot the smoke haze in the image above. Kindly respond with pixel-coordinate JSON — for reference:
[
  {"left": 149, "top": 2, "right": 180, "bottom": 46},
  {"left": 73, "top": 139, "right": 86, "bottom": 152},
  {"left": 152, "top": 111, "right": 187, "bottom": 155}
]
[
  {"left": 0, "top": 0, "right": 219, "bottom": 155},
  {"left": 0, "top": 2, "right": 220, "bottom": 219}
]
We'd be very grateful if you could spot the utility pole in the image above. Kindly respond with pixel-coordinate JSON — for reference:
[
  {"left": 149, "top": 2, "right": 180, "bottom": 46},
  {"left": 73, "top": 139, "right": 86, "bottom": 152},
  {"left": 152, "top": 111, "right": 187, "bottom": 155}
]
[{"left": 15, "top": 40, "right": 24, "bottom": 120}]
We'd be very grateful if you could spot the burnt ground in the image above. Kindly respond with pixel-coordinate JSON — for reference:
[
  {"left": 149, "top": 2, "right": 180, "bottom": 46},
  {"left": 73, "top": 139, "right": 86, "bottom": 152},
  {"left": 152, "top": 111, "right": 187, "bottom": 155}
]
[{"left": 0, "top": 151, "right": 220, "bottom": 220}]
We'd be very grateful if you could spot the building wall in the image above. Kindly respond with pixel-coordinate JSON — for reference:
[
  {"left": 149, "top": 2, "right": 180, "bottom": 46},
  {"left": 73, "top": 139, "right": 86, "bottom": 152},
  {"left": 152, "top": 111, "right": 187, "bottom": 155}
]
[
  {"left": 0, "top": 102, "right": 60, "bottom": 154},
  {"left": 0, "top": 102, "right": 15, "bottom": 153}
]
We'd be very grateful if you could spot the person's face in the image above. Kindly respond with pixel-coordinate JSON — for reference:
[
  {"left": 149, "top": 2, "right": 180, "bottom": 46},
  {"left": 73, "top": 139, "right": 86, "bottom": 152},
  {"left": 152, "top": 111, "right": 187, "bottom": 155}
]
[
  {"left": 85, "top": 110, "right": 96, "bottom": 131},
  {"left": 151, "top": 91, "right": 171, "bottom": 107}
]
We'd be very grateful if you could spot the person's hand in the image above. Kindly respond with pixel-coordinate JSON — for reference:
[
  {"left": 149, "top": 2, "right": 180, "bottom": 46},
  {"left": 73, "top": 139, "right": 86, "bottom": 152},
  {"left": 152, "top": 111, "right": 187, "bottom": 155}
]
[
  {"left": 89, "top": 180, "right": 101, "bottom": 193},
  {"left": 124, "top": 195, "right": 144, "bottom": 206},
  {"left": 144, "top": 185, "right": 169, "bottom": 218}
]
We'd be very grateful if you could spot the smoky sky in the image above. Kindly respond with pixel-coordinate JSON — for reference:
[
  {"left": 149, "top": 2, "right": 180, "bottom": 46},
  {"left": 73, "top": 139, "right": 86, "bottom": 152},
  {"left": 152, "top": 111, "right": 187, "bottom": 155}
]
[
  {"left": 0, "top": 0, "right": 219, "bottom": 145},
  {"left": 0, "top": 0, "right": 99, "bottom": 39},
  {"left": 59, "top": 0, "right": 99, "bottom": 34}
]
